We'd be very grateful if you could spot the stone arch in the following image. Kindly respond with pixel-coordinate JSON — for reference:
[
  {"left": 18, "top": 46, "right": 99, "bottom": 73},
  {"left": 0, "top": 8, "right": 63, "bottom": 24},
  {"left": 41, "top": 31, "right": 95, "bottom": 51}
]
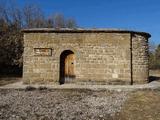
[
  {"left": 59, "top": 49, "right": 76, "bottom": 84},
  {"left": 55, "top": 46, "right": 79, "bottom": 59}
]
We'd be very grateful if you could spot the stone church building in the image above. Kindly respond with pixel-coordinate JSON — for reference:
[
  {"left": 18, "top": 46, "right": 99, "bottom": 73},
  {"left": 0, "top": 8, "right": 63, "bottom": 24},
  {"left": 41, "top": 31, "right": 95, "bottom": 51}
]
[{"left": 22, "top": 28, "right": 151, "bottom": 85}]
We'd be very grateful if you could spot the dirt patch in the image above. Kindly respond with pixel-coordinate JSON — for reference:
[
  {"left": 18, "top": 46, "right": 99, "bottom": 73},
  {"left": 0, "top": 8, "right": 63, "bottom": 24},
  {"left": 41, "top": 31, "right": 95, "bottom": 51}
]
[
  {"left": 115, "top": 90, "right": 160, "bottom": 120},
  {"left": 0, "top": 77, "right": 21, "bottom": 86}
]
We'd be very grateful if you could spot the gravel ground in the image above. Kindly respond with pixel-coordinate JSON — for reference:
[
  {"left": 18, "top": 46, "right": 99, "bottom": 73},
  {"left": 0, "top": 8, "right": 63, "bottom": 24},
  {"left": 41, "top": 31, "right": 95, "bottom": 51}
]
[{"left": 0, "top": 89, "right": 129, "bottom": 120}]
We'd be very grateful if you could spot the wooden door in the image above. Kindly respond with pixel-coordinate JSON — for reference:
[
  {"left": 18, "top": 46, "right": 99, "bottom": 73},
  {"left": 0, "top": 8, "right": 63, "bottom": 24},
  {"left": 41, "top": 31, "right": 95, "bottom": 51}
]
[{"left": 65, "top": 54, "right": 75, "bottom": 78}]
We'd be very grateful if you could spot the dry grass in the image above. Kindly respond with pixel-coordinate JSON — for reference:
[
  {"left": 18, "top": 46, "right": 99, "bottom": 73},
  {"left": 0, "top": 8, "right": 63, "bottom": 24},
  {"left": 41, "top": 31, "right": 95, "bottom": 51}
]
[
  {"left": 115, "top": 90, "right": 160, "bottom": 120},
  {"left": 0, "top": 77, "right": 21, "bottom": 86},
  {"left": 150, "top": 69, "right": 160, "bottom": 76}
]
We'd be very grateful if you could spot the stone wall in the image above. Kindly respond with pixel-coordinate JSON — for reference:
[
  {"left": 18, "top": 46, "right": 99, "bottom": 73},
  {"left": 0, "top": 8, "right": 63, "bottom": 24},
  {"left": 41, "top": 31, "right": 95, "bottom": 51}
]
[
  {"left": 23, "top": 29, "right": 150, "bottom": 85},
  {"left": 132, "top": 33, "right": 149, "bottom": 84}
]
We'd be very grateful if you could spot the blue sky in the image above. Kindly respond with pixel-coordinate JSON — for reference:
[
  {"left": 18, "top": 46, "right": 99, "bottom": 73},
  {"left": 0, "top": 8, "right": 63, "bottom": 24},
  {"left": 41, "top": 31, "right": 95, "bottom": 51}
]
[{"left": 13, "top": 0, "right": 160, "bottom": 44}]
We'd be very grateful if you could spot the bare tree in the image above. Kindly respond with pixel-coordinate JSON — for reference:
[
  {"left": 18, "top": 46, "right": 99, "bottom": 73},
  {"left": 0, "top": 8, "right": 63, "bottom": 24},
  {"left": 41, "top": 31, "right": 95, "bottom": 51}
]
[
  {"left": 23, "top": 5, "right": 46, "bottom": 28},
  {"left": 53, "top": 13, "right": 65, "bottom": 28},
  {"left": 66, "top": 18, "right": 77, "bottom": 28},
  {"left": 0, "top": 1, "right": 78, "bottom": 70},
  {"left": 10, "top": 7, "right": 22, "bottom": 29},
  {"left": 0, "top": 1, "right": 23, "bottom": 67},
  {"left": 149, "top": 40, "right": 156, "bottom": 53},
  {"left": 46, "top": 16, "right": 54, "bottom": 28},
  {"left": 0, "top": 1, "right": 10, "bottom": 31}
]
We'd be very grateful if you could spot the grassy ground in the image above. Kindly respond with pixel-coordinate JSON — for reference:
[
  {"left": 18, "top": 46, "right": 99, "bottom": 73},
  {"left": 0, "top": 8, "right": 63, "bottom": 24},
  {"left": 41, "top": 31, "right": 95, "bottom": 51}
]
[
  {"left": 115, "top": 90, "right": 160, "bottom": 120},
  {"left": 150, "top": 69, "right": 160, "bottom": 76},
  {"left": 114, "top": 70, "right": 160, "bottom": 120}
]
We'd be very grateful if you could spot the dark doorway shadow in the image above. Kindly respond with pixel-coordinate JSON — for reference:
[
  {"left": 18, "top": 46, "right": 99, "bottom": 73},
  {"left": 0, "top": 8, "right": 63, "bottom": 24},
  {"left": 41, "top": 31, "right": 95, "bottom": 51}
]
[
  {"left": 149, "top": 76, "right": 160, "bottom": 82},
  {"left": 59, "top": 50, "right": 75, "bottom": 85}
]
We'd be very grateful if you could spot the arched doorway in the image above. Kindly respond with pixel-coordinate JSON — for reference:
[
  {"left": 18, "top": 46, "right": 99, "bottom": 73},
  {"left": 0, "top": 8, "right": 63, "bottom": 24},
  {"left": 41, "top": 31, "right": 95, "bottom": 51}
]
[{"left": 59, "top": 50, "right": 75, "bottom": 84}]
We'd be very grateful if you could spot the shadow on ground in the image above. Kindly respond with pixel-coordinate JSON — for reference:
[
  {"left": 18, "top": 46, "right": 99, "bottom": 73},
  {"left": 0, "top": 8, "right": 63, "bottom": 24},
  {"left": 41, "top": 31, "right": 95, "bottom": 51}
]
[
  {"left": 149, "top": 76, "right": 160, "bottom": 82},
  {"left": 0, "top": 65, "right": 22, "bottom": 86}
]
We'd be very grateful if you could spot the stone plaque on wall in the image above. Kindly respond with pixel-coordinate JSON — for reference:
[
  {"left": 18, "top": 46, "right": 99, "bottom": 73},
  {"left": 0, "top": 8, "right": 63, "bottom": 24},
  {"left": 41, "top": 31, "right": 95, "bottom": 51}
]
[{"left": 34, "top": 48, "right": 52, "bottom": 56}]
